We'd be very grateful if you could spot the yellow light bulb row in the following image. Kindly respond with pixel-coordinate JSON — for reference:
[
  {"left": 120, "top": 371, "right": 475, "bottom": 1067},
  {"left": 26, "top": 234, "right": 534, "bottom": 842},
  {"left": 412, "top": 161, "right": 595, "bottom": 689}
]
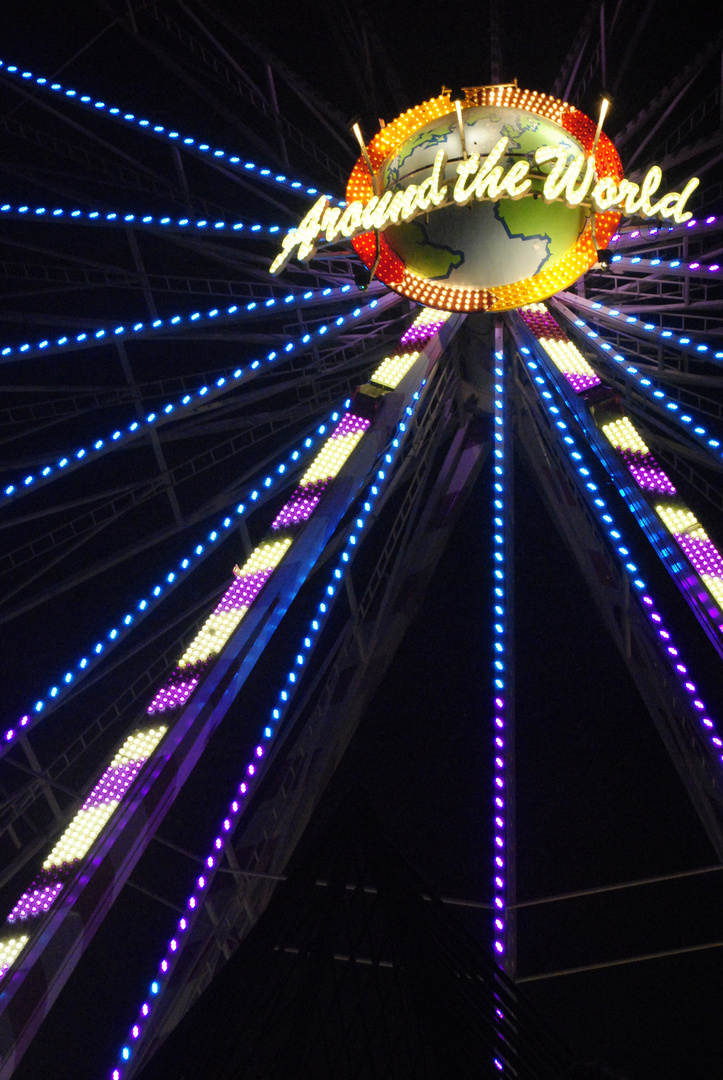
[
  {"left": 655, "top": 505, "right": 700, "bottom": 534},
  {"left": 488, "top": 240, "right": 598, "bottom": 312},
  {"left": 601, "top": 417, "right": 651, "bottom": 455},
  {"left": 299, "top": 431, "right": 366, "bottom": 486},
  {"left": 400, "top": 272, "right": 493, "bottom": 312},
  {"left": 410, "top": 308, "right": 451, "bottom": 330},
  {"left": 366, "top": 95, "right": 453, "bottom": 169},
  {"left": 179, "top": 538, "right": 293, "bottom": 668},
  {"left": 540, "top": 336, "right": 598, "bottom": 379},
  {"left": 43, "top": 802, "right": 119, "bottom": 869},
  {"left": 370, "top": 352, "right": 421, "bottom": 390},
  {"left": 179, "top": 608, "right": 248, "bottom": 667},
  {"left": 111, "top": 726, "right": 167, "bottom": 767},
  {"left": 0, "top": 935, "right": 29, "bottom": 972},
  {"left": 461, "top": 85, "right": 572, "bottom": 126},
  {"left": 41, "top": 725, "right": 167, "bottom": 869},
  {"left": 234, "top": 537, "right": 292, "bottom": 579},
  {"left": 702, "top": 575, "right": 723, "bottom": 608}
]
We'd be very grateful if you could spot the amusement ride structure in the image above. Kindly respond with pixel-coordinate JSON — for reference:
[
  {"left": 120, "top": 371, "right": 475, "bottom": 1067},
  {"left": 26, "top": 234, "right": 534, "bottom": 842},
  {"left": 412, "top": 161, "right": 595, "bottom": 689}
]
[{"left": 0, "top": 2, "right": 721, "bottom": 1077}]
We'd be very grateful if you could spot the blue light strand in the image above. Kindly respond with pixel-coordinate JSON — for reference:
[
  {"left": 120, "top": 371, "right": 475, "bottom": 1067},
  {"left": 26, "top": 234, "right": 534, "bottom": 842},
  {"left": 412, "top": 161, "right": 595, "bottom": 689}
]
[
  {"left": 109, "top": 380, "right": 430, "bottom": 1080},
  {"left": 491, "top": 350, "right": 509, "bottom": 967},
  {"left": 0, "top": 60, "right": 337, "bottom": 203},
  {"left": 2, "top": 290, "right": 384, "bottom": 505},
  {"left": 0, "top": 282, "right": 367, "bottom": 367},
  {"left": 520, "top": 351, "right": 723, "bottom": 761},
  {"left": 557, "top": 294, "right": 723, "bottom": 365},
  {"left": 1, "top": 417, "right": 335, "bottom": 755},
  {"left": 528, "top": 318, "right": 723, "bottom": 655},
  {"left": 609, "top": 255, "right": 722, "bottom": 277},
  {"left": 0, "top": 201, "right": 285, "bottom": 236},
  {"left": 554, "top": 308, "right": 723, "bottom": 467}
]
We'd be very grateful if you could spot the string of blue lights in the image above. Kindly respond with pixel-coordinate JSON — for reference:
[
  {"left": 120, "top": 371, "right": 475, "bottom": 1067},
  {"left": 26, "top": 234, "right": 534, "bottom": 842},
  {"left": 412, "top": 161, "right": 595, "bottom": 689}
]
[{"left": 3, "top": 413, "right": 342, "bottom": 755}]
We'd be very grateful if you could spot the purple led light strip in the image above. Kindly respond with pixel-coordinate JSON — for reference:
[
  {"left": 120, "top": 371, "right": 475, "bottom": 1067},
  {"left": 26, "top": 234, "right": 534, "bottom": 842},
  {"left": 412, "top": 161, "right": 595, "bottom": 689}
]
[
  {"left": 611, "top": 214, "right": 720, "bottom": 248},
  {"left": 618, "top": 449, "right": 677, "bottom": 495},
  {"left": 400, "top": 317, "right": 447, "bottom": 348}
]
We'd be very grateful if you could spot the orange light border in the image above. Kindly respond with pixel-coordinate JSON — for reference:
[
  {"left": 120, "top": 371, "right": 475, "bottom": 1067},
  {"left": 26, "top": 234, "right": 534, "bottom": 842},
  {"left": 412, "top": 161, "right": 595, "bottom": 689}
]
[{"left": 347, "top": 86, "right": 623, "bottom": 313}]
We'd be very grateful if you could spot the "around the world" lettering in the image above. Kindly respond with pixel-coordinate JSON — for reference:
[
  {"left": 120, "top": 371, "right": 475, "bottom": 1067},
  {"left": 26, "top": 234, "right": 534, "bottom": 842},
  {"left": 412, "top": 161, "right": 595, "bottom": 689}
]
[{"left": 270, "top": 137, "right": 699, "bottom": 274}]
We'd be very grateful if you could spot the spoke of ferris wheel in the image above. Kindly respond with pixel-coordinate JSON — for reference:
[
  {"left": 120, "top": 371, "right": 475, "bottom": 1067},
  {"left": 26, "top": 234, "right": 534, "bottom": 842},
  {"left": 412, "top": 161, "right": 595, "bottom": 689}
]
[
  {"left": 555, "top": 293, "right": 723, "bottom": 372},
  {"left": 0, "top": 282, "right": 384, "bottom": 367},
  {"left": 551, "top": 0, "right": 599, "bottom": 100},
  {"left": 128, "top": 359, "right": 490, "bottom": 1065},
  {"left": 0, "top": 86, "right": 313, "bottom": 225},
  {"left": 557, "top": 0, "right": 646, "bottom": 106},
  {"left": 1, "top": 320, "right": 415, "bottom": 730},
  {"left": 0, "top": 330, "right": 446, "bottom": 849},
  {"left": 512, "top": 305, "right": 723, "bottom": 664},
  {"left": 0, "top": 200, "right": 293, "bottom": 237},
  {"left": 0, "top": 315, "right": 453, "bottom": 1076},
  {"left": 110, "top": 324, "right": 460, "bottom": 1079},
  {"left": 551, "top": 301, "right": 723, "bottom": 464},
  {"left": 0, "top": 75, "right": 299, "bottom": 224},
  {"left": 623, "top": 68, "right": 723, "bottom": 174},
  {"left": 0, "top": 343, "right": 393, "bottom": 605},
  {"left": 0, "top": 73, "right": 179, "bottom": 189},
  {"left": 513, "top": 341, "right": 723, "bottom": 865},
  {"left": 154, "top": 0, "right": 353, "bottom": 166},
  {"left": 0, "top": 407, "right": 341, "bottom": 762},
  {"left": 0, "top": 60, "right": 345, "bottom": 204},
  {"left": 0, "top": 118, "right": 282, "bottom": 227},
  {"left": 490, "top": 333, "right": 513, "bottom": 974},
  {"left": 0, "top": 114, "right": 186, "bottom": 207},
  {"left": 607, "top": 256, "right": 723, "bottom": 279},
  {"left": 0, "top": 290, "right": 399, "bottom": 505},
  {"left": 0, "top": 585, "right": 226, "bottom": 847},
  {"left": 0, "top": 258, "right": 355, "bottom": 305},
  {"left": 512, "top": 329, "right": 723, "bottom": 776}
]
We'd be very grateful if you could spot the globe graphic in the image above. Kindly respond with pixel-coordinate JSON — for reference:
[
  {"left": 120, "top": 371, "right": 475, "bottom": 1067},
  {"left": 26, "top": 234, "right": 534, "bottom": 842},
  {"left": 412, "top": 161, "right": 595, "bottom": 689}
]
[{"left": 380, "top": 104, "right": 588, "bottom": 290}]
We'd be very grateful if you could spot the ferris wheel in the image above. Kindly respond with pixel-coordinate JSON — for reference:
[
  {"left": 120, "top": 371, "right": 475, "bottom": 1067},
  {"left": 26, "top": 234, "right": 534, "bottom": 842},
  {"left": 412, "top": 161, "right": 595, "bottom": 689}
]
[{"left": 0, "top": 3, "right": 721, "bottom": 1077}]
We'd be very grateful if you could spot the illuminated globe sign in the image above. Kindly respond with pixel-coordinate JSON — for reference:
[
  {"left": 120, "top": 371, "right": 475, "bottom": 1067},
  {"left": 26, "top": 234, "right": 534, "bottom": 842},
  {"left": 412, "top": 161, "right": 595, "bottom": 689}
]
[{"left": 271, "top": 85, "right": 699, "bottom": 313}]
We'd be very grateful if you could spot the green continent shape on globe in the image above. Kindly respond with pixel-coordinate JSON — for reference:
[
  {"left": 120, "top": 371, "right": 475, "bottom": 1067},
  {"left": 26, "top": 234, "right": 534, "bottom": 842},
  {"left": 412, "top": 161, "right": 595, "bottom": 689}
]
[
  {"left": 384, "top": 220, "right": 464, "bottom": 280},
  {"left": 466, "top": 113, "right": 541, "bottom": 155},
  {"left": 383, "top": 122, "right": 455, "bottom": 187},
  {"left": 496, "top": 196, "right": 584, "bottom": 268}
]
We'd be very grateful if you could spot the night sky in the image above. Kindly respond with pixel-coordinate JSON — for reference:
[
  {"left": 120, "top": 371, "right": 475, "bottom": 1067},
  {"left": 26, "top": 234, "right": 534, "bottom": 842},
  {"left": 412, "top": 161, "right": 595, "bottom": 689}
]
[{"left": 1, "top": 1, "right": 723, "bottom": 1077}]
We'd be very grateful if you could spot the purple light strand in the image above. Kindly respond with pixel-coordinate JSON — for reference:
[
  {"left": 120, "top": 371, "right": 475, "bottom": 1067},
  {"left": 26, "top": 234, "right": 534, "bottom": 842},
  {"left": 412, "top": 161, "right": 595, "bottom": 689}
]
[{"left": 491, "top": 351, "right": 508, "bottom": 967}]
